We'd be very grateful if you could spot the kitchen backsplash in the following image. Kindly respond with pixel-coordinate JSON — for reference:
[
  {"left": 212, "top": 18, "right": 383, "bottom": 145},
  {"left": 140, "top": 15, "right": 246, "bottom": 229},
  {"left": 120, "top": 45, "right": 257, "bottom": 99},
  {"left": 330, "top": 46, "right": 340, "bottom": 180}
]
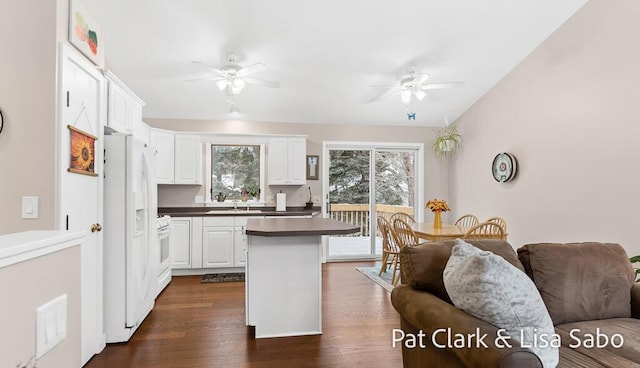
[{"left": 157, "top": 182, "right": 322, "bottom": 208}]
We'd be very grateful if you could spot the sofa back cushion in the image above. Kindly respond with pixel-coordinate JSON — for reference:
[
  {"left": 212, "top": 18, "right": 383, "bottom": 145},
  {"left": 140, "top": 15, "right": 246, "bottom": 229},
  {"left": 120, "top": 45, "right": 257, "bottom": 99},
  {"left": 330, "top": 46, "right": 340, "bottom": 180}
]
[
  {"left": 517, "top": 242, "right": 634, "bottom": 325},
  {"left": 400, "top": 239, "right": 525, "bottom": 304}
]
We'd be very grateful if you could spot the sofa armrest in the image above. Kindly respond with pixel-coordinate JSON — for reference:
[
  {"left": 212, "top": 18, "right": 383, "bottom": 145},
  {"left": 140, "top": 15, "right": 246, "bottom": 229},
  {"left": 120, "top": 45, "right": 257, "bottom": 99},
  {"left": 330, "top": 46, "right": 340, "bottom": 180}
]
[
  {"left": 391, "top": 285, "right": 542, "bottom": 368},
  {"left": 631, "top": 283, "right": 640, "bottom": 318}
]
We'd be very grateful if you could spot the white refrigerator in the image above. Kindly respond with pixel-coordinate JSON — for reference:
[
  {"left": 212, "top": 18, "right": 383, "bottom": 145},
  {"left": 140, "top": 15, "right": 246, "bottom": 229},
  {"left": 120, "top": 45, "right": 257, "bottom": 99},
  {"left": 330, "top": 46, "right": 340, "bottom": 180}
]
[{"left": 103, "top": 133, "right": 158, "bottom": 343}]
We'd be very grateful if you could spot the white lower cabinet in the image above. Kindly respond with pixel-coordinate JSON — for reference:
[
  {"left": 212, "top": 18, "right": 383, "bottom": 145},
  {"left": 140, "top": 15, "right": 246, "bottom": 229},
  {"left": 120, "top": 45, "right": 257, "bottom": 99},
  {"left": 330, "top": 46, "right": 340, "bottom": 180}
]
[
  {"left": 185, "top": 216, "right": 264, "bottom": 271},
  {"left": 171, "top": 218, "right": 192, "bottom": 269},
  {"left": 202, "top": 225, "right": 234, "bottom": 268}
]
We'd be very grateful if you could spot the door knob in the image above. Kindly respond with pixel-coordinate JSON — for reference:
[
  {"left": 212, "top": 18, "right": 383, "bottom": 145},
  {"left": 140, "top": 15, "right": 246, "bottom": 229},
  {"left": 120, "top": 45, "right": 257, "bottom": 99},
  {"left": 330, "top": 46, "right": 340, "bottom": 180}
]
[{"left": 91, "top": 223, "right": 103, "bottom": 232}]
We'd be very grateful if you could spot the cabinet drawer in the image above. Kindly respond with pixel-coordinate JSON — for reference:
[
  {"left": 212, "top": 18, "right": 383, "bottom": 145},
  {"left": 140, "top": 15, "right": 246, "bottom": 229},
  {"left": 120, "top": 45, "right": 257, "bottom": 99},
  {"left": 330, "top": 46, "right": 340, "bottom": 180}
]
[{"left": 203, "top": 217, "right": 234, "bottom": 227}]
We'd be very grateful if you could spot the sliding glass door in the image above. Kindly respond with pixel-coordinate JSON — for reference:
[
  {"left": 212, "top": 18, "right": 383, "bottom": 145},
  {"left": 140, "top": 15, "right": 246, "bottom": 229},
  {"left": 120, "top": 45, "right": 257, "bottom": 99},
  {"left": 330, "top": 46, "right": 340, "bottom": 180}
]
[{"left": 324, "top": 143, "right": 422, "bottom": 261}]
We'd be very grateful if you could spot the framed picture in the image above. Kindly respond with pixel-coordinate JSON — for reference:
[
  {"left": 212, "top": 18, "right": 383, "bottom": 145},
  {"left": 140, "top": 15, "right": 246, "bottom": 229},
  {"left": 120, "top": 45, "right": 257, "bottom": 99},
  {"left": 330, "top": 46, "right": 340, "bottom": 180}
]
[
  {"left": 69, "top": 0, "right": 105, "bottom": 68},
  {"left": 306, "top": 155, "right": 319, "bottom": 180},
  {"left": 67, "top": 125, "right": 98, "bottom": 177}
]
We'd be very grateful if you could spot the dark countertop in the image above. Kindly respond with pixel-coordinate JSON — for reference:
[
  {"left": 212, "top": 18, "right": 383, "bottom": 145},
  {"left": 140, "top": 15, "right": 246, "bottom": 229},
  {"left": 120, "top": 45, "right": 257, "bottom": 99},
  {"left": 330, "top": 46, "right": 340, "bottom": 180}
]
[
  {"left": 158, "top": 206, "right": 321, "bottom": 217},
  {"left": 246, "top": 218, "right": 359, "bottom": 237}
]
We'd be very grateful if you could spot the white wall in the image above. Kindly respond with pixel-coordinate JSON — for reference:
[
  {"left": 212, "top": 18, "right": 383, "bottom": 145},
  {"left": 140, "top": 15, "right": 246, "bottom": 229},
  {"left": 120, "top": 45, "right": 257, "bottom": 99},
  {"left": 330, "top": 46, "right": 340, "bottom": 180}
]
[
  {"left": 0, "top": 2, "right": 60, "bottom": 234},
  {"left": 450, "top": 0, "right": 640, "bottom": 255},
  {"left": 147, "top": 119, "right": 450, "bottom": 221}
]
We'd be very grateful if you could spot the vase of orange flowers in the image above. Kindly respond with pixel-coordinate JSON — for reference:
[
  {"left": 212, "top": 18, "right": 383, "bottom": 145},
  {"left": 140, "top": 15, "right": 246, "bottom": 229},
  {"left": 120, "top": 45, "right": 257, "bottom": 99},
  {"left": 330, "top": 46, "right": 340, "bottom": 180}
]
[{"left": 426, "top": 198, "right": 450, "bottom": 229}]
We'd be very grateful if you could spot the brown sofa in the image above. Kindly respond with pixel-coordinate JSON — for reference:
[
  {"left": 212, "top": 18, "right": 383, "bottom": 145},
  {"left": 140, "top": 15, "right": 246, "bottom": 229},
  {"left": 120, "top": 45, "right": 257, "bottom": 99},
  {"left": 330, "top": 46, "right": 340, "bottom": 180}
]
[{"left": 390, "top": 239, "right": 640, "bottom": 368}]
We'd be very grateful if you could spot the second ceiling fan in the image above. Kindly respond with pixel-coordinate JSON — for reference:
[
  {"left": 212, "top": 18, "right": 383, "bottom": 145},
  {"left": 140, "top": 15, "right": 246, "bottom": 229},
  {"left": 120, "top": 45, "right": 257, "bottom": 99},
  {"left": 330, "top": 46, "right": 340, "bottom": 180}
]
[
  {"left": 188, "top": 52, "right": 281, "bottom": 95},
  {"left": 370, "top": 68, "right": 463, "bottom": 104}
]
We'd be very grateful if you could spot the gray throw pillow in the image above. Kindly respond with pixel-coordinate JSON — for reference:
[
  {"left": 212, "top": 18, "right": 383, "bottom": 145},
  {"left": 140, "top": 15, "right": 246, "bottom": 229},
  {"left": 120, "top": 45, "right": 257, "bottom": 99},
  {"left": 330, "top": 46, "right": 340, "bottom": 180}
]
[{"left": 443, "top": 239, "right": 558, "bottom": 368}]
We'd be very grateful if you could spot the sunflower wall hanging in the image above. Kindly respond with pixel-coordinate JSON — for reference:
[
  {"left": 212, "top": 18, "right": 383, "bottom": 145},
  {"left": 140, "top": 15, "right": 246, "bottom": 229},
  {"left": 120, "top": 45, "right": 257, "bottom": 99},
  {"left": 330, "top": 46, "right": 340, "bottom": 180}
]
[{"left": 67, "top": 125, "right": 98, "bottom": 177}]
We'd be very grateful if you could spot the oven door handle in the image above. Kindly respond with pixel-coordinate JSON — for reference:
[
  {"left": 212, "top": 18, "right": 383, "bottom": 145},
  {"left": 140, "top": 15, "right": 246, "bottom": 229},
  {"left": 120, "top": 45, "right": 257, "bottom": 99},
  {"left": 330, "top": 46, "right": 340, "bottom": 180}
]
[{"left": 158, "top": 226, "right": 173, "bottom": 237}]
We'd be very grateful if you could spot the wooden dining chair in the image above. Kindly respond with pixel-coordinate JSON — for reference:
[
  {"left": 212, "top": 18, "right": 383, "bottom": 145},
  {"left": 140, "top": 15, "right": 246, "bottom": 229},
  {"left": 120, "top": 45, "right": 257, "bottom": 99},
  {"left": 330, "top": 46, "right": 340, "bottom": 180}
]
[
  {"left": 463, "top": 221, "right": 505, "bottom": 240},
  {"left": 390, "top": 212, "right": 416, "bottom": 225},
  {"left": 391, "top": 218, "right": 421, "bottom": 248},
  {"left": 486, "top": 216, "right": 507, "bottom": 237},
  {"left": 454, "top": 214, "right": 479, "bottom": 229},
  {"left": 377, "top": 216, "right": 401, "bottom": 285}
]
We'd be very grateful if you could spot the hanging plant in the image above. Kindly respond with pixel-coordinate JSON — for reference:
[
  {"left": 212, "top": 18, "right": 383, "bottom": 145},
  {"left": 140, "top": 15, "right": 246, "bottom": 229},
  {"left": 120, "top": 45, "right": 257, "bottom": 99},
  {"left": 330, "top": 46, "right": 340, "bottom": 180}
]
[{"left": 432, "top": 125, "right": 462, "bottom": 158}]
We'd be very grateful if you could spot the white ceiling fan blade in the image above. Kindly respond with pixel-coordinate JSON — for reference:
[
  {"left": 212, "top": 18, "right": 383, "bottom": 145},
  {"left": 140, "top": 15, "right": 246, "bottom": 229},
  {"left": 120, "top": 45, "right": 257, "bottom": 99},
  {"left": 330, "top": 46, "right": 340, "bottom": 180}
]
[
  {"left": 216, "top": 79, "right": 229, "bottom": 90},
  {"left": 183, "top": 76, "right": 226, "bottom": 83},
  {"left": 243, "top": 77, "right": 281, "bottom": 88},
  {"left": 190, "top": 61, "right": 225, "bottom": 75},
  {"left": 369, "top": 88, "right": 403, "bottom": 102},
  {"left": 419, "top": 82, "right": 464, "bottom": 90},
  {"left": 414, "top": 73, "right": 430, "bottom": 85},
  {"left": 238, "top": 63, "right": 268, "bottom": 77},
  {"left": 413, "top": 89, "right": 426, "bottom": 101},
  {"left": 368, "top": 85, "right": 403, "bottom": 89}
]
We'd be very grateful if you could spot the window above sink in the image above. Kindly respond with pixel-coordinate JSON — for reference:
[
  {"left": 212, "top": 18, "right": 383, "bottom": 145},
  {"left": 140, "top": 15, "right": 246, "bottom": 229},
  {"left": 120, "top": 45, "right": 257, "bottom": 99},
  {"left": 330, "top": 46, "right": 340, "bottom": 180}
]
[{"left": 204, "top": 142, "right": 266, "bottom": 205}]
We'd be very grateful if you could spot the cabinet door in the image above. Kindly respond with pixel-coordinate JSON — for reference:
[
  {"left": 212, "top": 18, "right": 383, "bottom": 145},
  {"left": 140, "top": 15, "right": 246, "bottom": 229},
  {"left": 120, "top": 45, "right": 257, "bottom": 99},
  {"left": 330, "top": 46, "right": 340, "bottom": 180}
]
[
  {"left": 171, "top": 219, "right": 191, "bottom": 268},
  {"left": 202, "top": 226, "right": 234, "bottom": 268},
  {"left": 287, "top": 138, "right": 307, "bottom": 184},
  {"left": 150, "top": 130, "right": 175, "bottom": 184},
  {"left": 268, "top": 138, "right": 288, "bottom": 185},
  {"left": 175, "top": 135, "right": 203, "bottom": 185},
  {"left": 107, "top": 83, "right": 130, "bottom": 133}
]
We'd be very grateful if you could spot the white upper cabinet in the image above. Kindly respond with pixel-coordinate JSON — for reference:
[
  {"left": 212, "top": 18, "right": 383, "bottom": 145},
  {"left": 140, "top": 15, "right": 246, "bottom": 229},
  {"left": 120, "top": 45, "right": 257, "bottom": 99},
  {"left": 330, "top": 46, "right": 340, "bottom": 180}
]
[
  {"left": 149, "top": 131, "right": 202, "bottom": 185},
  {"left": 104, "top": 71, "right": 145, "bottom": 135},
  {"left": 150, "top": 129, "right": 175, "bottom": 184},
  {"left": 268, "top": 137, "right": 306, "bottom": 185},
  {"left": 174, "top": 135, "right": 203, "bottom": 185}
]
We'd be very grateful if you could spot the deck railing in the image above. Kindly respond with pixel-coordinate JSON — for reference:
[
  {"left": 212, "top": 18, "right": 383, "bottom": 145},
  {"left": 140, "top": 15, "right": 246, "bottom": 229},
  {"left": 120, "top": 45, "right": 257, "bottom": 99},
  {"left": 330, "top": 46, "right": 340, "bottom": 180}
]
[{"left": 329, "top": 204, "right": 414, "bottom": 237}]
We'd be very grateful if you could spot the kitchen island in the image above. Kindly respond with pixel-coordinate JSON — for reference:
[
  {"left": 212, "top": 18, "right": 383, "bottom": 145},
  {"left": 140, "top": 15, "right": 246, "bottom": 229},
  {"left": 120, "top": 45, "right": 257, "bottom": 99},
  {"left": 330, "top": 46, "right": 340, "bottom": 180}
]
[{"left": 245, "top": 217, "right": 358, "bottom": 338}]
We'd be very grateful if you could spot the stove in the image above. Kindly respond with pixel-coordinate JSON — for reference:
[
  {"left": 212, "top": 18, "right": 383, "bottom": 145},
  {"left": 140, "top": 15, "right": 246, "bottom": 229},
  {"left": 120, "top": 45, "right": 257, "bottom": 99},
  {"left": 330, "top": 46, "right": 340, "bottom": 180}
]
[{"left": 157, "top": 215, "right": 172, "bottom": 295}]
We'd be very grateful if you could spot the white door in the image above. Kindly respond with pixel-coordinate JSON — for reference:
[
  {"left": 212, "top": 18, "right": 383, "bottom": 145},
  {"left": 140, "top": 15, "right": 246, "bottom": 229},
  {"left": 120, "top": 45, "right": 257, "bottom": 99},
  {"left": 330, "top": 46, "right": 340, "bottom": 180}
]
[{"left": 57, "top": 44, "right": 106, "bottom": 364}]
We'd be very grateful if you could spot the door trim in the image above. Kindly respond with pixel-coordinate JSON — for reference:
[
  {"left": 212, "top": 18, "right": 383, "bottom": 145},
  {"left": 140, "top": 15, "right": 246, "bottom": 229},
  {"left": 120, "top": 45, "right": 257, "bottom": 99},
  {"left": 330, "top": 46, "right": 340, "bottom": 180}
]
[{"left": 321, "top": 141, "right": 424, "bottom": 261}]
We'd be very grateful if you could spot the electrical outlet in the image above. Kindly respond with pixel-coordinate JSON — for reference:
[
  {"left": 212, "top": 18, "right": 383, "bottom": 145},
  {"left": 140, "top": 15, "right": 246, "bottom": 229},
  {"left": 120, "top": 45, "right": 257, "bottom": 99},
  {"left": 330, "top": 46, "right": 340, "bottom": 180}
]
[
  {"left": 195, "top": 195, "right": 204, "bottom": 204},
  {"left": 36, "top": 294, "right": 67, "bottom": 359},
  {"left": 313, "top": 195, "right": 321, "bottom": 203}
]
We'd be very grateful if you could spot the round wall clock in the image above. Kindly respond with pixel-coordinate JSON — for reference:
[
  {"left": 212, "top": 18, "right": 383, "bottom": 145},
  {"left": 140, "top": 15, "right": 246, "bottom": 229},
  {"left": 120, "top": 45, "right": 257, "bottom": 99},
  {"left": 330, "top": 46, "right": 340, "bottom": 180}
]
[{"left": 492, "top": 152, "right": 517, "bottom": 182}]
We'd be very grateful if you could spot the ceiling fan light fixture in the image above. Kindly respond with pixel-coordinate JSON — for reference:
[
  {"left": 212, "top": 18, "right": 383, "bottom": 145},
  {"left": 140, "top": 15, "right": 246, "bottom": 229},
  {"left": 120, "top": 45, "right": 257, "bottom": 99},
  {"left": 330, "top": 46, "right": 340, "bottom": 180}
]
[
  {"left": 414, "top": 89, "right": 426, "bottom": 101},
  {"left": 400, "top": 90, "right": 412, "bottom": 104},
  {"left": 232, "top": 78, "right": 245, "bottom": 90},
  {"left": 216, "top": 79, "right": 228, "bottom": 91}
]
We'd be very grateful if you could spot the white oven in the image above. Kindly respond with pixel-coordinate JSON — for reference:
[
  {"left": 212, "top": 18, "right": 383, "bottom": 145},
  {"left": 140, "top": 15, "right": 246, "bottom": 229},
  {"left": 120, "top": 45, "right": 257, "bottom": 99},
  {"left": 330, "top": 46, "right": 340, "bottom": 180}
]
[{"left": 157, "top": 215, "right": 173, "bottom": 296}]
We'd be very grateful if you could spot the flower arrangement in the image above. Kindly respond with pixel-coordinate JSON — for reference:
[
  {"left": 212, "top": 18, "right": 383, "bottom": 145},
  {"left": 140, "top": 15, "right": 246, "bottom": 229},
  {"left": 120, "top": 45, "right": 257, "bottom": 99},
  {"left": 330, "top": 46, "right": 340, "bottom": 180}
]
[{"left": 426, "top": 198, "right": 450, "bottom": 212}]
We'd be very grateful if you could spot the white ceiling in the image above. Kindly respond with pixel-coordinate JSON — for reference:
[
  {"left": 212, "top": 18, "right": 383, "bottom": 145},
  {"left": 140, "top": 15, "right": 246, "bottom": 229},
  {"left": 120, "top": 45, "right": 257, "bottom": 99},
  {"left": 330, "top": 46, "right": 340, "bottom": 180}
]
[{"left": 82, "top": 0, "right": 588, "bottom": 127}]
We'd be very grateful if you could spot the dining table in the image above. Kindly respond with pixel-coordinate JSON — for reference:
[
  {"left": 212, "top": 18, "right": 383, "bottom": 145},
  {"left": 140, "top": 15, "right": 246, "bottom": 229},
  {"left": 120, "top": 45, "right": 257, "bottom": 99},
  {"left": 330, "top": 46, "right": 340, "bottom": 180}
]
[{"left": 411, "top": 222, "right": 467, "bottom": 241}]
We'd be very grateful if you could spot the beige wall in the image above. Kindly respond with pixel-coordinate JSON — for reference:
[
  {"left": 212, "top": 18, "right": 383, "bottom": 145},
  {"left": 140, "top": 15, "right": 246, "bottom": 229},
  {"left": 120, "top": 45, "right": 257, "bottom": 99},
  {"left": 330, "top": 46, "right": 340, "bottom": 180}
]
[
  {"left": 147, "top": 119, "right": 450, "bottom": 221},
  {"left": 450, "top": 0, "right": 640, "bottom": 255},
  {"left": 0, "top": 246, "right": 81, "bottom": 368},
  {"left": 0, "top": 2, "right": 61, "bottom": 235}
]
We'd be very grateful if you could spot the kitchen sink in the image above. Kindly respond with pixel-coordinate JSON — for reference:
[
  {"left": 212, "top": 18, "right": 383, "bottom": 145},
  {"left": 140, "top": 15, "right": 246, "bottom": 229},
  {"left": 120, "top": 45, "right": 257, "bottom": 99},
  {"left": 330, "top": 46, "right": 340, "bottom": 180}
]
[{"left": 206, "top": 209, "right": 264, "bottom": 214}]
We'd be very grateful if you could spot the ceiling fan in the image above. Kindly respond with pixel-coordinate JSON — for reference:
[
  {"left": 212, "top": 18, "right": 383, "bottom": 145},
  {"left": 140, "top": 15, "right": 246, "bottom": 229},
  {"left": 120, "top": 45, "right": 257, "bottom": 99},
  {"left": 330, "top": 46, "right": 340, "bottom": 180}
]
[
  {"left": 370, "top": 68, "right": 463, "bottom": 104},
  {"left": 187, "top": 52, "right": 281, "bottom": 95}
]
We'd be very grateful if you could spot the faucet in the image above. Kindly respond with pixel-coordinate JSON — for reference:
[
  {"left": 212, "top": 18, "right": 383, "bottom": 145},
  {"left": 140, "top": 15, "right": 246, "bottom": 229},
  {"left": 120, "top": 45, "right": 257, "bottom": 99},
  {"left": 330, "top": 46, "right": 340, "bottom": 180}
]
[
  {"left": 233, "top": 200, "right": 238, "bottom": 210},
  {"left": 246, "top": 203, "right": 250, "bottom": 212}
]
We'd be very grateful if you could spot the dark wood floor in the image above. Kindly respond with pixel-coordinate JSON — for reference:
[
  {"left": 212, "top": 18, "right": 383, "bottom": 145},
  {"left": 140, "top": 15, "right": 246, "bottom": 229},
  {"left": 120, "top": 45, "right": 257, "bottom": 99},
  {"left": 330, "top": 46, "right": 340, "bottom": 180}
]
[{"left": 86, "top": 262, "right": 403, "bottom": 367}]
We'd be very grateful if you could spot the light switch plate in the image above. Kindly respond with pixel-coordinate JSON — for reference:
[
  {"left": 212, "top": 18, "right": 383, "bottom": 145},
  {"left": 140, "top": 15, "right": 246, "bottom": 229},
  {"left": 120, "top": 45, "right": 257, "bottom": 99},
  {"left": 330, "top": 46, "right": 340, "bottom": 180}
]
[
  {"left": 36, "top": 294, "right": 67, "bottom": 359},
  {"left": 22, "top": 196, "right": 39, "bottom": 219}
]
